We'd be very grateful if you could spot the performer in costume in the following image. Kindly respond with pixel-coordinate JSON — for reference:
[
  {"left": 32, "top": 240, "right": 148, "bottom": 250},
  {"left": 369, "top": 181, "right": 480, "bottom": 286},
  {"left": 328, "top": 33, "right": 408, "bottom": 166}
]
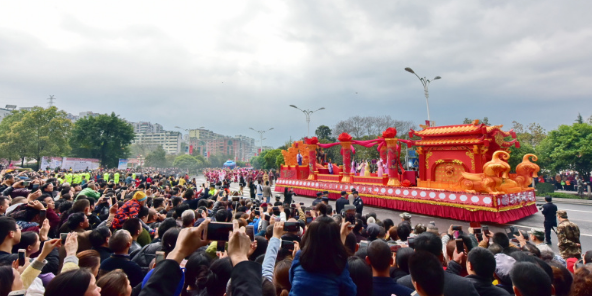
[
  {"left": 328, "top": 162, "right": 334, "bottom": 174},
  {"left": 297, "top": 152, "right": 303, "bottom": 166},
  {"left": 377, "top": 159, "right": 384, "bottom": 177},
  {"left": 364, "top": 160, "right": 371, "bottom": 177}
]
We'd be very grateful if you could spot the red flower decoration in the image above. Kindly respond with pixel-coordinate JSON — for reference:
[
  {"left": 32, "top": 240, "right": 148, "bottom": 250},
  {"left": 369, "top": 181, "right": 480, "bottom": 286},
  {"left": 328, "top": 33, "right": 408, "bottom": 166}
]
[
  {"left": 401, "top": 179, "right": 411, "bottom": 187},
  {"left": 338, "top": 133, "right": 352, "bottom": 142},
  {"left": 305, "top": 137, "right": 319, "bottom": 145},
  {"left": 382, "top": 127, "right": 397, "bottom": 138}
]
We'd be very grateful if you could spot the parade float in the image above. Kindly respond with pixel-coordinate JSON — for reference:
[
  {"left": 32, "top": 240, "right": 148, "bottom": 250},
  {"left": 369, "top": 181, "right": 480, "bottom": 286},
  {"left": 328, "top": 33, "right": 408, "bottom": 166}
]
[{"left": 274, "top": 121, "right": 539, "bottom": 223}]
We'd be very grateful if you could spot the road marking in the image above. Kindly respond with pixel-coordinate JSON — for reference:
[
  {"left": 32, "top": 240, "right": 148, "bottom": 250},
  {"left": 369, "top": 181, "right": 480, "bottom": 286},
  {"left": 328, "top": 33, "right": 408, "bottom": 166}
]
[{"left": 558, "top": 209, "right": 592, "bottom": 214}]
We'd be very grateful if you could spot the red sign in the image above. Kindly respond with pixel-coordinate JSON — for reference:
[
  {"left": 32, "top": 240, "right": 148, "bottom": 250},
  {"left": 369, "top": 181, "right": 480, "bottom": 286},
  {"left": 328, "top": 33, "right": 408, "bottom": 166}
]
[{"left": 189, "top": 145, "right": 193, "bottom": 155}]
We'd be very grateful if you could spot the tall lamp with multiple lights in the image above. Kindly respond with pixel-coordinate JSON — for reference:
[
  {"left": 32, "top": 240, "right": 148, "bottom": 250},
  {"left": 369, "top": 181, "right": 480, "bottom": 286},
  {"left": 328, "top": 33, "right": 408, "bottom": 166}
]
[
  {"left": 249, "top": 127, "right": 273, "bottom": 156},
  {"left": 404, "top": 67, "right": 441, "bottom": 123},
  {"left": 289, "top": 105, "right": 325, "bottom": 138}
]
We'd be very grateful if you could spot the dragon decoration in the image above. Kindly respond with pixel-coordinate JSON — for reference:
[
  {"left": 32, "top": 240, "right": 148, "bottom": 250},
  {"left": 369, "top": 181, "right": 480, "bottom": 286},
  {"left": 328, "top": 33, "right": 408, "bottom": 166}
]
[{"left": 458, "top": 152, "right": 540, "bottom": 194}]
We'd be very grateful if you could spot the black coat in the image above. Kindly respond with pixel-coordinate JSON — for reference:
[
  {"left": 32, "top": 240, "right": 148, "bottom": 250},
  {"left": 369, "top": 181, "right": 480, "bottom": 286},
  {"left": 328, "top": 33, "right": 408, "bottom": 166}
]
[
  {"left": 139, "top": 259, "right": 262, "bottom": 296},
  {"left": 465, "top": 275, "right": 511, "bottom": 296},
  {"left": 397, "top": 268, "right": 479, "bottom": 296},
  {"left": 335, "top": 197, "right": 349, "bottom": 214},
  {"left": 542, "top": 202, "right": 558, "bottom": 226}
]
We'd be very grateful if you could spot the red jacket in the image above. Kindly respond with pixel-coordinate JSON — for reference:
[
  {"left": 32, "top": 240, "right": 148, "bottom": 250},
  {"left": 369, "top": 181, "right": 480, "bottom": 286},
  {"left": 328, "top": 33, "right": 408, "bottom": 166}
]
[{"left": 112, "top": 199, "right": 141, "bottom": 229}]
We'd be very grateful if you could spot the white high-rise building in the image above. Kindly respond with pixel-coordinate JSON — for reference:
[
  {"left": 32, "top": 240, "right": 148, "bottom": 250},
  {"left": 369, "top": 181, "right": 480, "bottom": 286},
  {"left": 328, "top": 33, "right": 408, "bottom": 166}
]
[{"left": 131, "top": 131, "right": 182, "bottom": 154}]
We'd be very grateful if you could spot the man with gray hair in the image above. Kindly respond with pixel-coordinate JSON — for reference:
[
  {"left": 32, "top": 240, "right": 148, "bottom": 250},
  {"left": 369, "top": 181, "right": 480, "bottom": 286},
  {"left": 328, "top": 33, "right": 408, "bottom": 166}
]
[{"left": 181, "top": 209, "right": 196, "bottom": 228}]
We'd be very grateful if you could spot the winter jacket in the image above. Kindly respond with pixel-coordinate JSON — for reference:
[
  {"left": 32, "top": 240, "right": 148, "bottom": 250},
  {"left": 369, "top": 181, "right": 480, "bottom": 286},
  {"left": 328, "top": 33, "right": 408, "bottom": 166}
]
[
  {"left": 113, "top": 199, "right": 142, "bottom": 229},
  {"left": 465, "top": 275, "right": 511, "bottom": 296},
  {"left": 132, "top": 242, "right": 162, "bottom": 276},
  {"left": 289, "top": 251, "right": 356, "bottom": 296}
]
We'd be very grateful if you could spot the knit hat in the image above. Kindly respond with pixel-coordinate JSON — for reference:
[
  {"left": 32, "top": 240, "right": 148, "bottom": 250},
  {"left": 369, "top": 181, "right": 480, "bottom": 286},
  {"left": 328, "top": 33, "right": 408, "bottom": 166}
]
[
  {"left": 494, "top": 253, "right": 516, "bottom": 284},
  {"left": 133, "top": 191, "right": 147, "bottom": 202}
]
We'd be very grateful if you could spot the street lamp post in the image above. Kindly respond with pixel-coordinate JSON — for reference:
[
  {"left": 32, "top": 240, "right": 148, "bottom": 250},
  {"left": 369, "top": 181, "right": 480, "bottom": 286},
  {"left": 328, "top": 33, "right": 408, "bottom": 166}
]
[
  {"left": 404, "top": 67, "right": 441, "bottom": 123},
  {"left": 289, "top": 105, "right": 325, "bottom": 137},
  {"left": 249, "top": 127, "right": 273, "bottom": 156}
]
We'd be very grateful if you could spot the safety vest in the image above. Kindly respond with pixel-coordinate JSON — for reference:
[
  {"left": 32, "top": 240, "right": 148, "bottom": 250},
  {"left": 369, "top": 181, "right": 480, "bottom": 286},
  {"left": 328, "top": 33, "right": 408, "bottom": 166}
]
[
  {"left": 132, "top": 173, "right": 136, "bottom": 180},
  {"left": 104, "top": 173, "right": 110, "bottom": 182},
  {"left": 65, "top": 173, "right": 73, "bottom": 184},
  {"left": 74, "top": 174, "right": 82, "bottom": 184},
  {"left": 114, "top": 173, "right": 120, "bottom": 184}
]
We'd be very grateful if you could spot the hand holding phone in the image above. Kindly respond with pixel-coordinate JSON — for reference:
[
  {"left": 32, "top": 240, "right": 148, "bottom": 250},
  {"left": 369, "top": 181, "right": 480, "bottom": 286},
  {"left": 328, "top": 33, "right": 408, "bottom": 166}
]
[
  {"left": 155, "top": 251, "right": 165, "bottom": 265},
  {"left": 284, "top": 222, "right": 299, "bottom": 232},
  {"left": 18, "top": 249, "right": 26, "bottom": 266},
  {"left": 455, "top": 238, "right": 465, "bottom": 253},
  {"left": 207, "top": 222, "right": 234, "bottom": 241}
]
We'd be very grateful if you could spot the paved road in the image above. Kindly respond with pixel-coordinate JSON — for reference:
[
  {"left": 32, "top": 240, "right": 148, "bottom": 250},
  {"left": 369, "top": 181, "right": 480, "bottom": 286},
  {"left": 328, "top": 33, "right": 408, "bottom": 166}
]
[{"left": 195, "top": 175, "right": 591, "bottom": 253}]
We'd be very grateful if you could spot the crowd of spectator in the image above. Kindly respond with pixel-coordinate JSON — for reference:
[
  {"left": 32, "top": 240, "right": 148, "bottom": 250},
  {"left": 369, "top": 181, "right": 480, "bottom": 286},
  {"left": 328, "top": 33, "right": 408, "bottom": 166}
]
[{"left": 0, "top": 168, "right": 591, "bottom": 296}]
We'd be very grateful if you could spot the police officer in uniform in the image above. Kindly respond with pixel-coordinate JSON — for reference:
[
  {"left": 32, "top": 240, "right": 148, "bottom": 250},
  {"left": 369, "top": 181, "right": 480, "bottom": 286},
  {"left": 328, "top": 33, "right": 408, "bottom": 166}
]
[
  {"left": 556, "top": 210, "right": 582, "bottom": 259},
  {"left": 312, "top": 192, "right": 323, "bottom": 206},
  {"left": 335, "top": 191, "right": 350, "bottom": 214},
  {"left": 542, "top": 196, "right": 558, "bottom": 244},
  {"left": 352, "top": 190, "right": 363, "bottom": 215}
]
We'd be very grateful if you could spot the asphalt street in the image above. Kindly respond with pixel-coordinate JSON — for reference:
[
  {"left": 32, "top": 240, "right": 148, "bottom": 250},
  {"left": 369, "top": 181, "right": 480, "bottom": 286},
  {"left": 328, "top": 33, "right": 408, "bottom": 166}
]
[{"left": 195, "top": 175, "right": 591, "bottom": 253}]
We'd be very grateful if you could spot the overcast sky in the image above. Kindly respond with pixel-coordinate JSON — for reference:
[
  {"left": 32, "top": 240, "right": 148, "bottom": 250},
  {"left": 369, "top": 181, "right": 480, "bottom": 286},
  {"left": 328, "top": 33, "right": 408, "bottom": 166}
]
[{"left": 1, "top": 1, "right": 591, "bottom": 147}]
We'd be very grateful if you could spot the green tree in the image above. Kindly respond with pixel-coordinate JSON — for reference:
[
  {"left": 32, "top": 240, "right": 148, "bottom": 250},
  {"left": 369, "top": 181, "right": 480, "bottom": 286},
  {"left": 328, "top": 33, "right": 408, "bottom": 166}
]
[
  {"left": 14, "top": 107, "right": 72, "bottom": 169},
  {"left": 511, "top": 121, "right": 547, "bottom": 148},
  {"left": 70, "top": 112, "right": 134, "bottom": 168},
  {"left": 537, "top": 123, "right": 592, "bottom": 178},
  {"left": 144, "top": 146, "right": 167, "bottom": 168},
  {"left": 129, "top": 143, "right": 158, "bottom": 158},
  {"left": 173, "top": 154, "right": 202, "bottom": 170},
  {"left": 180, "top": 142, "right": 188, "bottom": 154},
  {"left": 462, "top": 117, "right": 489, "bottom": 125},
  {"left": 250, "top": 156, "right": 261, "bottom": 169},
  {"left": 165, "top": 154, "right": 176, "bottom": 167},
  {"left": 315, "top": 125, "right": 334, "bottom": 141},
  {"left": 318, "top": 138, "right": 342, "bottom": 165},
  {"left": 507, "top": 143, "right": 536, "bottom": 172},
  {"left": 275, "top": 153, "right": 284, "bottom": 169},
  {"left": 576, "top": 113, "right": 584, "bottom": 124},
  {"left": 263, "top": 149, "right": 282, "bottom": 169},
  {"left": 0, "top": 110, "right": 33, "bottom": 166}
]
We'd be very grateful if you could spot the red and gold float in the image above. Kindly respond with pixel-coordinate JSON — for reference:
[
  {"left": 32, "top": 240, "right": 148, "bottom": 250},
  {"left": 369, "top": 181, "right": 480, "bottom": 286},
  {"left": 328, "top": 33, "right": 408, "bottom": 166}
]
[{"left": 274, "top": 121, "right": 538, "bottom": 223}]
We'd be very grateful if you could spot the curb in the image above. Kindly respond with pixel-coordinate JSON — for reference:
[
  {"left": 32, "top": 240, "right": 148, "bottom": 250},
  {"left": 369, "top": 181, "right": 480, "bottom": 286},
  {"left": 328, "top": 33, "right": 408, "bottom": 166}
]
[{"left": 536, "top": 197, "right": 592, "bottom": 205}]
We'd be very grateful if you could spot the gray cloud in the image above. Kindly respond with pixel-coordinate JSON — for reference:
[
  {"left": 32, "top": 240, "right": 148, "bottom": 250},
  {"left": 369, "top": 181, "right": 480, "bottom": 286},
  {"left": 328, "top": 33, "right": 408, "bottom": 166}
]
[{"left": 0, "top": 0, "right": 591, "bottom": 147}]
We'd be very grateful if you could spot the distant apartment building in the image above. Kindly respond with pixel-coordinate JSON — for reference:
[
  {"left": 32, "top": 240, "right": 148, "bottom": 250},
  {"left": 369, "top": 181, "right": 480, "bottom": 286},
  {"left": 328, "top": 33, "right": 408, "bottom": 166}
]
[
  {"left": 188, "top": 128, "right": 220, "bottom": 140},
  {"left": 200, "top": 136, "right": 255, "bottom": 161},
  {"left": 132, "top": 131, "right": 182, "bottom": 154},
  {"left": 0, "top": 105, "right": 16, "bottom": 122},
  {"left": 131, "top": 122, "right": 163, "bottom": 134},
  {"left": 79, "top": 111, "right": 101, "bottom": 118}
]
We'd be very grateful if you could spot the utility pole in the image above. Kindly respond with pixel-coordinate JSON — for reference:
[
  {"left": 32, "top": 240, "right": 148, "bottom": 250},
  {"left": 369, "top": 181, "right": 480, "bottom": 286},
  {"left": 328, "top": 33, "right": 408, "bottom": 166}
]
[{"left": 48, "top": 95, "right": 56, "bottom": 108}]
